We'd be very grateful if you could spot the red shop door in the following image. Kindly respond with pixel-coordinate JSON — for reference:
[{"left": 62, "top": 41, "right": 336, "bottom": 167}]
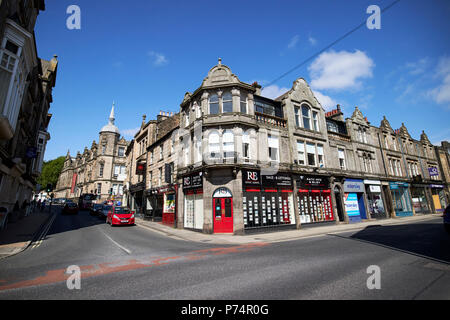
[{"left": 213, "top": 197, "right": 233, "bottom": 233}]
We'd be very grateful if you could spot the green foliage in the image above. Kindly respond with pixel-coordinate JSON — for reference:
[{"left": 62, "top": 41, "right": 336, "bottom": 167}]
[{"left": 37, "top": 156, "right": 65, "bottom": 190}]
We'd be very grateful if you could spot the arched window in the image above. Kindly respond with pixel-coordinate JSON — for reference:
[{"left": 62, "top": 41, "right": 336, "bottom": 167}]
[
  {"left": 209, "top": 94, "right": 219, "bottom": 114},
  {"left": 208, "top": 130, "right": 220, "bottom": 158},
  {"left": 301, "top": 105, "right": 311, "bottom": 130},
  {"left": 222, "top": 91, "right": 233, "bottom": 113},
  {"left": 240, "top": 92, "right": 247, "bottom": 113},
  {"left": 223, "top": 130, "right": 234, "bottom": 158}
]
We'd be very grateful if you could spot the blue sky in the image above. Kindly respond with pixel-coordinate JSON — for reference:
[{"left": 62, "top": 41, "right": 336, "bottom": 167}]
[{"left": 36, "top": 0, "right": 450, "bottom": 160}]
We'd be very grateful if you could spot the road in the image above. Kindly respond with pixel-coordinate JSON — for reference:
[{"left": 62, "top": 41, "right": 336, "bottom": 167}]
[{"left": 0, "top": 207, "right": 449, "bottom": 299}]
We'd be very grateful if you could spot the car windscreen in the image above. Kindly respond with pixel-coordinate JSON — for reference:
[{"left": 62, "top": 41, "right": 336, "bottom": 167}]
[
  {"left": 104, "top": 206, "right": 112, "bottom": 210},
  {"left": 114, "top": 207, "right": 130, "bottom": 214},
  {"left": 94, "top": 204, "right": 103, "bottom": 209},
  {"left": 67, "top": 203, "right": 77, "bottom": 207}
]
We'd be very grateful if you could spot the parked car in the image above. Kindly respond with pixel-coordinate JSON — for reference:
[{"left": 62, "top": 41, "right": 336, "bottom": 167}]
[
  {"left": 90, "top": 203, "right": 104, "bottom": 216},
  {"left": 99, "top": 205, "right": 112, "bottom": 219},
  {"left": 62, "top": 202, "right": 79, "bottom": 215},
  {"left": 106, "top": 206, "right": 135, "bottom": 226},
  {"left": 444, "top": 204, "right": 450, "bottom": 233}
]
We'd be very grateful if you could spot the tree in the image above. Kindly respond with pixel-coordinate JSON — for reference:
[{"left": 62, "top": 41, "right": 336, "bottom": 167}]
[{"left": 37, "top": 156, "right": 65, "bottom": 191}]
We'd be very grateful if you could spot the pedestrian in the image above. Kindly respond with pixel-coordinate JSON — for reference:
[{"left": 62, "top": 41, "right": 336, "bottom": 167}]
[
  {"left": 37, "top": 199, "right": 41, "bottom": 211},
  {"left": 41, "top": 199, "right": 46, "bottom": 212}
]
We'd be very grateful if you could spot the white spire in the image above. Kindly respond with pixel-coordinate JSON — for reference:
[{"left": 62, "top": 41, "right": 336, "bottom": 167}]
[{"left": 109, "top": 101, "right": 115, "bottom": 124}]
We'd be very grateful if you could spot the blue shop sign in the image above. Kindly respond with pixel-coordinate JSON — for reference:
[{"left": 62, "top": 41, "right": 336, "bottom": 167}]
[
  {"left": 343, "top": 179, "right": 364, "bottom": 193},
  {"left": 390, "top": 182, "right": 409, "bottom": 189}
]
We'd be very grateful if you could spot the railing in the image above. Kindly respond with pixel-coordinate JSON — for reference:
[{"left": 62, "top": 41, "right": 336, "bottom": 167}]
[{"left": 255, "top": 112, "right": 287, "bottom": 128}]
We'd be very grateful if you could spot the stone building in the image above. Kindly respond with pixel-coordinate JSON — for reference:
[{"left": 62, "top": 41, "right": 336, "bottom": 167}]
[
  {"left": 124, "top": 59, "right": 447, "bottom": 235},
  {"left": 124, "top": 111, "right": 179, "bottom": 223},
  {"left": 54, "top": 105, "right": 128, "bottom": 203},
  {"left": 0, "top": 0, "right": 58, "bottom": 226}
]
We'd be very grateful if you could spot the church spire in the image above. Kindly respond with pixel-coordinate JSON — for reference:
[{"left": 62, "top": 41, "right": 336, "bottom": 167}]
[{"left": 109, "top": 101, "right": 115, "bottom": 125}]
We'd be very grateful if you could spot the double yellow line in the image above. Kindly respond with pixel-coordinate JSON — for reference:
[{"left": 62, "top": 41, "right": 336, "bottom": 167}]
[{"left": 30, "top": 212, "right": 57, "bottom": 250}]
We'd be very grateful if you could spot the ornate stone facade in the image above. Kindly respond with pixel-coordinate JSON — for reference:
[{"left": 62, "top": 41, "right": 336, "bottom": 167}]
[{"left": 54, "top": 105, "right": 128, "bottom": 203}]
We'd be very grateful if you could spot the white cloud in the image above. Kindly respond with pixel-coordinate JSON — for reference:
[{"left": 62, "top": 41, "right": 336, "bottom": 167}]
[
  {"left": 148, "top": 51, "right": 169, "bottom": 66},
  {"left": 427, "top": 56, "right": 450, "bottom": 106},
  {"left": 405, "top": 57, "right": 429, "bottom": 75},
  {"left": 308, "top": 35, "right": 317, "bottom": 46},
  {"left": 287, "top": 35, "right": 300, "bottom": 49},
  {"left": 308, "top": 50, "right": 375, "bottom": 91},
  {"left": 312, "top": 90, "right": 337, "bottom": 110},
  {"left": 261, "top": 85, "right": 289, "bottom": 99},
  {"left": 121, "top": 127, "right": 140, "bottom": 137}
]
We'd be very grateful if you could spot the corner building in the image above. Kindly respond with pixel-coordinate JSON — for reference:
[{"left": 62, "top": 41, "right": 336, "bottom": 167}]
[{"left": 176, "top": 60, "right": 336, "bottom": 234}]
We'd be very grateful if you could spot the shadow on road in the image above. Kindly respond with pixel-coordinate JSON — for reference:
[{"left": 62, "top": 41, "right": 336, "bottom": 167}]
[{"left": 345, "top": 221, "right": 450, "bottom": 263}]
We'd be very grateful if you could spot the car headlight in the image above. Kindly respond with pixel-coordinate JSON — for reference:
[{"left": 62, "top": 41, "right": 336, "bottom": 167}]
[
  {"left": 113, "top": 214, "right": 119, "bottom": 219},
  {"left": 130, "top": 214, "right": 135, "bottom": 219}
]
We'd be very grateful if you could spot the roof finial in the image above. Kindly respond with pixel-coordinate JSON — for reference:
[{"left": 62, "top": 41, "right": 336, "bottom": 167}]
[{"left": 218, "top": 57, "right": 222, "bottom": 65}]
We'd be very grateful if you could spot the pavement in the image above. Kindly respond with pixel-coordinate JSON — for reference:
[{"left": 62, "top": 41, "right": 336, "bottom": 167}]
[
  {"left": 135, "top": 213, "right": 444, "bottom": 245},
  {"left": 0, "top": 206, "right": 54, "bottom": 260}
]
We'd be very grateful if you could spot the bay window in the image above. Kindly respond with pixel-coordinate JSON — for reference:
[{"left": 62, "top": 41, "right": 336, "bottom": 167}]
[
  {"left": 223, "top": 130, "right": 234, "bottom": 158},
  {"left": 209, "top": 94, "right": 219, "bottom": 114},
  {"left": 240, "top": 92, "right": 247, "bottom": 113},
  {"left": 222, "top": 91, "right": 233, "bottom": 113},
  {"left": 208, "top": 131, "right": 220, "bottom": 159}
]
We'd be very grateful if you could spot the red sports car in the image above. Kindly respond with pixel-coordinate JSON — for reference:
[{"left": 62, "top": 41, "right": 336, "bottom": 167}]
[{"left": 106, "top": 206, "right": 135, "bottom": 226}]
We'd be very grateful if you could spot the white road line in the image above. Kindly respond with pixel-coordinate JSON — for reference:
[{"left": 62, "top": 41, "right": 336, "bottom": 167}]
[
  {"left": 31, "top": 212, "right": 57, "bottom": 250},
  {"left": 101, "top": 231, "right": 132, "bottom": 254}
]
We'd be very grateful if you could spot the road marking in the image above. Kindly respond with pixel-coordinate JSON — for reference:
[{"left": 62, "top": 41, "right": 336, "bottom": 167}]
[
  {"left": 101, "top": 231, "right": 132, "bottom": 254},
  {"left": 30, "top": 212, "right": 57, "bottom": 250}
]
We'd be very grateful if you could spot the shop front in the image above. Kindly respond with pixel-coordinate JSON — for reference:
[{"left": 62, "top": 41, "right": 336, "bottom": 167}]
[
  {"left": 242, "top": 169, "right": 296, "bottom": 232},
  {"left": 146, "top": 185, "right": 177, "bottom": 225},
  {"left": 296, "top": 175, "right": 334, "bottom": 225},
  {"left": 364, "top": 180, "right": 387, "bottom": 219},
  {"left": 343, "top": 179, "right": 367, "bottom": 223},
  {"left": 182, "top": 172, "right": 204, "bottom": 231},
  {"left": 430, "top": 184, "right": 447, "bottom": 213},
  {"left": 410, "top": 184, "right": 431, "bottom": 214},
  {"left": 389, "top": 182, "right": 413, "bottom": 217}
]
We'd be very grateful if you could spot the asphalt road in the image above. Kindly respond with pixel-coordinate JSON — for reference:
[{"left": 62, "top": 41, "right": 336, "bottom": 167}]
[{"left": 0, "top": 208, "right": 448, "bottom": 300}]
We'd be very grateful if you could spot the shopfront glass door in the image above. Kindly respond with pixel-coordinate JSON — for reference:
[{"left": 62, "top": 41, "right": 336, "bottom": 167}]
[{"left": 213, "top": 197, "right": 233, "bottom": 233}]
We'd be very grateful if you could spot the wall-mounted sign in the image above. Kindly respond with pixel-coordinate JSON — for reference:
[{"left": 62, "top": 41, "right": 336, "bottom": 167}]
[
  {"left": 428, "top": 167, "right": 439, "bottom": 177},
  {"left": 242, "top": 170, "right": 260, "bottom": 186},
  {"left": 429, "top": 184, "right": 444, "bottom": 188},
  {"left": 390, "top": 182, "right": 409, "bottom": 189},
  {"left": 369, "top": 185, "right": 381, "bottom": 193},
  {"left": 213, "top": 187, "right": 232, "bottom": 198},
  {"left": 26, "top": 147, "right": 37, "bottom": 159},
  {"left": 183, "top": 172, "right": 203, "bottom": 189},
  {"left": 343, "top": 179, "right": 364, "bottom": 193},
  {"left": 297, "top": 175, "right": 328, "bottom": 189},
  {"left": 262, "top": 173, "right": 292, "bottom": 187}
]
